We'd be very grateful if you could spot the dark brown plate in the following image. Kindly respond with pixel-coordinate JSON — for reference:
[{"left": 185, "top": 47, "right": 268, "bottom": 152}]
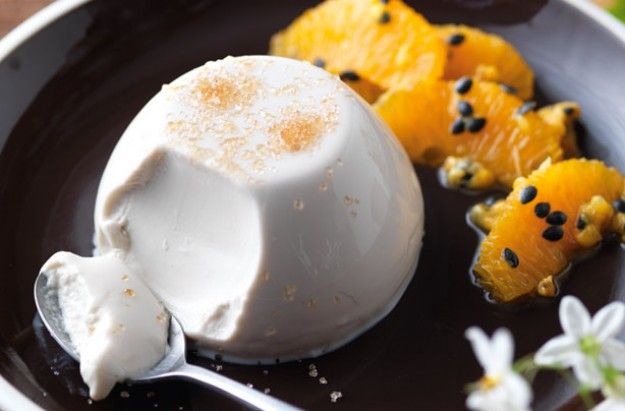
[{"left": 1, "top": 0, "right": 625, "bottom": 409}]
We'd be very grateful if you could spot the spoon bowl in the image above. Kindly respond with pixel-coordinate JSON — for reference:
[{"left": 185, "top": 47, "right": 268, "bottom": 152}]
[{"left": 33, "top": 272, "right": 300, "bottom": 410}]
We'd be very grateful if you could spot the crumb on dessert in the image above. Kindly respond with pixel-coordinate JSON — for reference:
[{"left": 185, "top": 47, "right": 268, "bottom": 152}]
[
  {"left": 156, "top": 312, "right": 168, "bottom": 323},
  {"left": 283, "top": 284, "right": 297, "bottom": 302},
  {"left": 293, "top": 199, "right": 305, "bottom": 211},
  {"left": 262, "top": 271, "right": 271, "bottom": 282},
  {"left": 112, "top": 323, "right": 126, "bottom": 335}
]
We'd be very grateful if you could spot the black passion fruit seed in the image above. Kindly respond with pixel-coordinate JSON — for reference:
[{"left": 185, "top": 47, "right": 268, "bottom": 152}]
[
  {"left": 466, "top": 117, "right": 486, "bottom": 133},
  {"left": 520, "top": 186, "right": 538, "bottom": 204},
  {"left": 503, "top": 248, "right": 519, "bottom": 268},
  {"left": 542, "top": 226, "right": 564, "bottom": 242},
  {"left": 455, "top": 77, "right": 473, "bottom": 94},
  {"left": 339, "top": 70, "right": 360, "bottom": 81},
  {"left": 546, "top": 211, "right": 567, "bottom": 226},
  {"left": 534, "top": 202, "right": 551, "bottom": 218},
  {"left": 448, "top": 32, "right": 465, "bottom": 46}
]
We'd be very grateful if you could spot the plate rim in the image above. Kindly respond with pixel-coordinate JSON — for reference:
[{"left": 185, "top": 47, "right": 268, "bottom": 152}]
[
  {"left": 0, "top": 0, "right": 623, "bottom": 409},
  {"left": 0, "top": 0, "right": 90, "bottom": 62}
]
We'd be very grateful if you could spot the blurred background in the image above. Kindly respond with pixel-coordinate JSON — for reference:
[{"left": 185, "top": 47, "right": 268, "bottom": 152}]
[
  {"left": 595, "top": 0, "right": 625, "bottom": 20},
  {"left": 0, "top": 0, "right": 624, "bottom": 38},
  {"left": 1, "top": 0, "right": 53, "bottom": 36}
]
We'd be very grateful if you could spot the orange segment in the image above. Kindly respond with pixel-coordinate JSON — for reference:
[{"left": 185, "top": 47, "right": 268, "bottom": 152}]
[
  {"left": 374, "top": 78, "right": 566, "bottom": 188},
  {"left": 438, "top": 25, "right": 535, "bottom": 100},
  {"left": 473, "top": 159, "right": 625, "bottom": 302},
  {"left": 538, "top": 102, "right": 582, "bottom": 158},
  {"left": 269, "top": 0, "right": 446, "bottom": 90}
]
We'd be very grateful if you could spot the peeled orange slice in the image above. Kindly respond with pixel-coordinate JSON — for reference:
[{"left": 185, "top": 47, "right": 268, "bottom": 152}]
[
  {"left": 269, "top": 0, "right": 446, "bottom": 90},
  {"left": 374, "top": 78, "right": 571, "bottom": 188},
  {"left": 438, "top": 24, "right": 535, "bottom": 100},
  {"left": 473, "top": 158, "right": 625, "bottom": 302},
  {"left": 538, "top": 102, "right": 582, "bottom": 158}
]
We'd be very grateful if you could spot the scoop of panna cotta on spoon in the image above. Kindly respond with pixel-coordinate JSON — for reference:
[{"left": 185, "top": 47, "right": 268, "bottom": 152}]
[{"left": 37, "top": 55, "right": 424, "bottom": 400}]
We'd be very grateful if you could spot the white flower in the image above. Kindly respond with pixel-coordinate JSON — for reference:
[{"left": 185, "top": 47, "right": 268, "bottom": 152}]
[
  {"left": 593, "top": 375, "right": 625, "bottom": 411},
  {"left": 535, "top": 295, "right": 625, "bottom": 389},
  {"left": 465, "top": 327, "right": 532, "bottom": 411},
  {"left": 593, "top": 398, "right": 625, "bottom": 411}
]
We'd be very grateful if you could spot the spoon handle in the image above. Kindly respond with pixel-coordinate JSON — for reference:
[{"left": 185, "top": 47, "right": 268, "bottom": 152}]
[{"left": 164, "top": 362, "right": 302, "bottom": 411}]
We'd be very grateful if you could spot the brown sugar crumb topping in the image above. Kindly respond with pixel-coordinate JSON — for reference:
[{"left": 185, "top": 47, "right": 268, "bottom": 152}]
[
  {"left": 271, "top": 112, "right": 324, "bottom": 152},
  {"left": 268, "top": 105, "right": 338, "bottom": 154},
  {"left": 162, "top": 58, "right": 340, "bottom": 182},
  {"left": 194, "top": 74, "right": 257, "bottom": 111}
]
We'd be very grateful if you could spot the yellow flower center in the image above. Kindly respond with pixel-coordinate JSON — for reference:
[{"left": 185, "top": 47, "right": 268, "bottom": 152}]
[{"left": 479, "top": 375, "right": 500, "bottom": 391}]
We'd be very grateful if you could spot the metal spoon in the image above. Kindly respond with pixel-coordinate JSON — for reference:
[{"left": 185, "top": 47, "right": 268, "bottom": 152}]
[{"left": 34, "top": 273, "right": 301, "bottom": 411}]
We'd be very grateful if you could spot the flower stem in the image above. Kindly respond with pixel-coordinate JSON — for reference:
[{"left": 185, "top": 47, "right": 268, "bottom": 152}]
[
  {"left": 513, "top": 354, "right": 540, "bottom": 383},
  {"left": 577, "top": 385, "right": 595, "bottom": 410}
]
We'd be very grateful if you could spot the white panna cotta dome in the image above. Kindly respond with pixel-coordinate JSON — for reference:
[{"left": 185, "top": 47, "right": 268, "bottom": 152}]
[{"left": 94, "top": 55, "right": 424, "bottom": 363}]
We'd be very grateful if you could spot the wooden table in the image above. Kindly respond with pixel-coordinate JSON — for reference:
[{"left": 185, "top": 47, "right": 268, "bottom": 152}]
[{"left": 0, "top": 0, "right": 53, "bottom": 37}]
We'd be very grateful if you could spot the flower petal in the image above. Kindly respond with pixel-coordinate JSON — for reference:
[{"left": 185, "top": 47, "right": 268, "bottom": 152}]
[
  {"left": 602, "top": 338, "right": 625, "bottom": 370},
  {"left": 466, "top": 327, "right": 495, "bottom": 372},
  {"left": 502, "top": 372, "right": 533, "bottom": 410},
  {"left": 572, "top": 358, "right": 603, "bottom": 389},
  {"left": 560, "top": 295, "right": 591, "bottom": 338},
  {"left": 466, "top": 391, "right": 483, "bottom": 411},
  {"left": 491, "top": 328, "right": 514, "bottom": 373},
  {"left": 592, "top": 399, "right": 625, "bottom": 411},
  {"left": 534, "top": 334, "right": 580, "bottom": 367},
  {"left": 592, "top": 302, "right": 625, "bottom": 342},
  {"left": 467, "top": 390, "right": 502, "bottom": 411}
]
